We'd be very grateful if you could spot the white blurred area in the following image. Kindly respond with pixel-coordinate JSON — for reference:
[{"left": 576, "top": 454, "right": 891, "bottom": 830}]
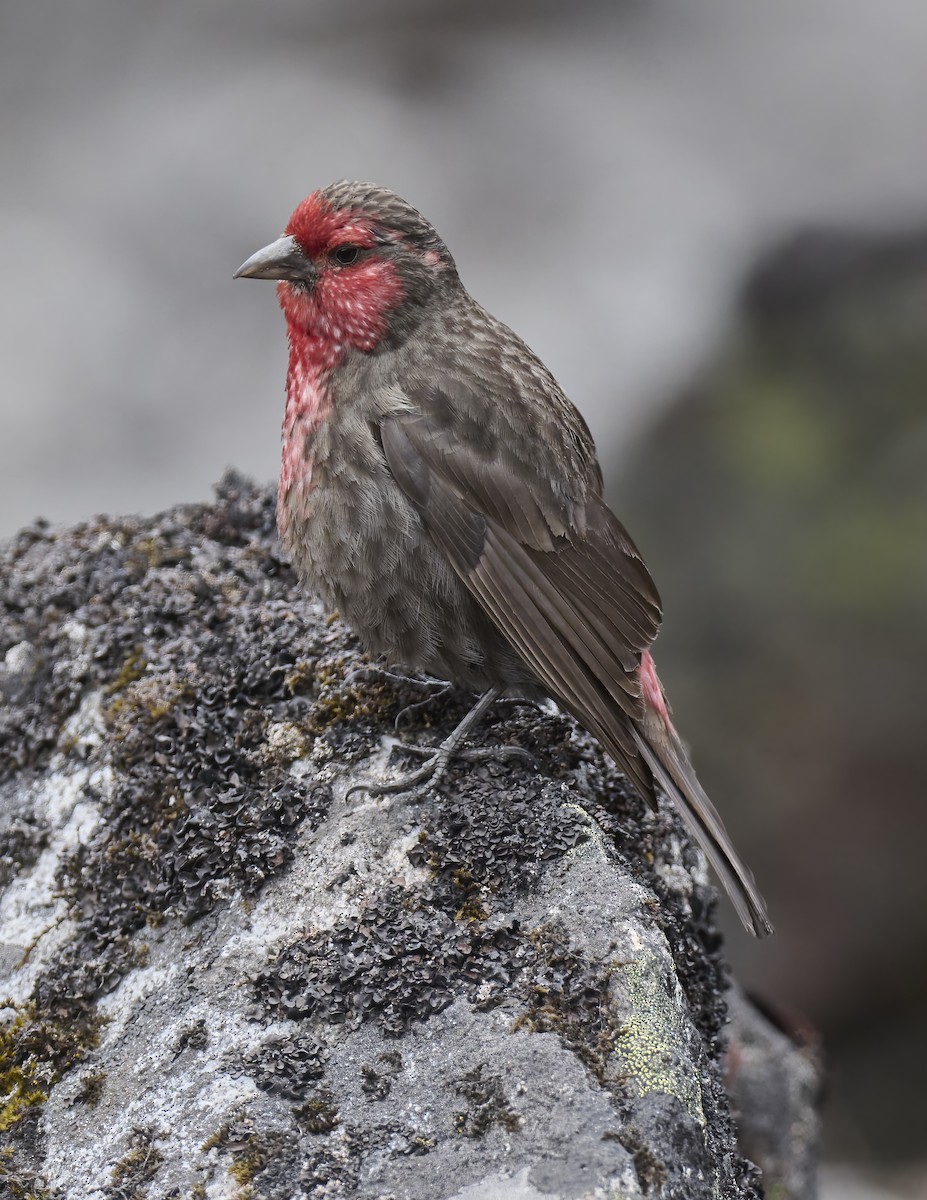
[{"left": 2, "top": 0, "right": 927, "bottom": 537}]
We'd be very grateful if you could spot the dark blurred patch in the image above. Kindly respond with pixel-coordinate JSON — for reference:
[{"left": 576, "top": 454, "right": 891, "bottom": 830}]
[{"left": 616, "top": 222, "right": 927, "bottom": 1164}]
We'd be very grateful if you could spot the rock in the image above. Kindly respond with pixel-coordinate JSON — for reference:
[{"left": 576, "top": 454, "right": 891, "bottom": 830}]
[
  {"left": 0, "top": 473, "right": 810, "bottom": 1198},
  {"left": 725, "top": 988, "right": 821, "bottom": 1200}
]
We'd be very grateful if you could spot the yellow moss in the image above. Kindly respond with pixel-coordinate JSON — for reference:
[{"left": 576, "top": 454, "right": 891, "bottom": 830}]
[
  {"left": 0, "top": 1144, "right": 52, "bottom": 1199},
  {"left": 227, "top": 1136, "right": 275, "bottom": 1193},
  {"left": 74, "top": 1069, "right": 105, "bottom": 1107},
  {"left": 451, "top": 869, "right": 489, "bottom": 922},
  {"left": 0, "top": 1077, "right": 45, "bottom": 1132},
  {"left": 200, "top": 1118, "right": 277, "bottom": 1199},
  {"left": 229, "top": 1156, "right": 259, "bottom": 1185},
  {"left": 109, "top": 1129, "right": 162, "bottom": 1190},
  {"left": 294, "top": 1096, "right": 339, "bottom": 1133},
  {"left": 104, "top": 670, "right": 192, "bottom": 728},
  {"left": 284, "top": 660, "right": 318, "bottom": 695},
  {"left": 104, "top": 648, "right": 147, "bottom": 696},
  {"left": 126, "top": 537, "right": 189, "bottom": 574},
  {"left": 199, "top": 1124, "right": 227, "bottom": 1155},
  {"left": 0, "top": 1001, "right": 99, "bottom": 1132}
]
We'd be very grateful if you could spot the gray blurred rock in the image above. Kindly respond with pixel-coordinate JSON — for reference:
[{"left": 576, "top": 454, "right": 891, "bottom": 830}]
[
  {"left": 726, "top": 988, "right": 821, "bottom": 1200},
  {"left": 5, "top": 1, "right": 927, "bottom": 536},
  {"left": 0, "top": 476, "right": 815, "bottom": 1198}
]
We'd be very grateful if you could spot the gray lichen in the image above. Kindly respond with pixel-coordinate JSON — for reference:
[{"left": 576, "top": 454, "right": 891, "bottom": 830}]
[{"left": 0, "top": 473, "right": 798, "bottom": 1199}]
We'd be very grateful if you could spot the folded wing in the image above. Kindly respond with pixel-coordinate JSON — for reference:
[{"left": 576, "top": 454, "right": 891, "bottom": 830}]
[{"left": 380, "top": 398, "right": 772, "bottom": 936}]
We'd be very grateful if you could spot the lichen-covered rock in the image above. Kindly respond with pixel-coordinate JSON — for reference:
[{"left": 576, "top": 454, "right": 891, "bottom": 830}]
[{"left": 0, "top": 474, "right": 804, "bottom": 1199}]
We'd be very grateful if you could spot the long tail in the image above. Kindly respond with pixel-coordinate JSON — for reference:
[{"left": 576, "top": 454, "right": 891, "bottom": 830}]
[{"left": 632, "top": 698, "right": 774, "bottom": 938}]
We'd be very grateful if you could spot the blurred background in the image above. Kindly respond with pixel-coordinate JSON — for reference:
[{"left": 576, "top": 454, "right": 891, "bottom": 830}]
[{"left": 2, "top": 1, "right": 925, "bottom": 1194}]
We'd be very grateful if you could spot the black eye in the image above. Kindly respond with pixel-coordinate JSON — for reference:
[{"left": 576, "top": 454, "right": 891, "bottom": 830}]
[{"left": 333, "top": 245, "right": 360, "bottom": 265}]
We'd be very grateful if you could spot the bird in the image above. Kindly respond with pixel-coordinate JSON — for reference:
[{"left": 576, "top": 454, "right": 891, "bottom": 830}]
[{"left": 234, "top": 181, "right": 773, "bottom": 938}]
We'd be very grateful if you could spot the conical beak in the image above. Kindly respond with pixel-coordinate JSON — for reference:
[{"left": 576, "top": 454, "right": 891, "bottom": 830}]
[{"left": 234, "top": 234, "right": 314, "bottom": 283}]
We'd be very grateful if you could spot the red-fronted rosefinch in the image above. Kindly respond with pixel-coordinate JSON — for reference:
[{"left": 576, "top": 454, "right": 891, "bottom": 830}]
[{"left": 236, "top": 182, "right": 772, "bottom": 937}]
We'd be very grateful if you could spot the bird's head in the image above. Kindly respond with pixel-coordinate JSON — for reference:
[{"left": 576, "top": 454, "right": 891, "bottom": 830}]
[{"left": 235, "top": 182, "right": 457, "bottom": 356}]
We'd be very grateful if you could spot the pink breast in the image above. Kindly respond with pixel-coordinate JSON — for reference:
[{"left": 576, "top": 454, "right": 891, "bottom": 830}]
[{"left": 277, "top": 349, "right": 330, "bottom": 539}]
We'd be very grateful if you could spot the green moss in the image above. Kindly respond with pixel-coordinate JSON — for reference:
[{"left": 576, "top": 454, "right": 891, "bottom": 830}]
[
  {"left": 0, "top": 1000, "right": 99, "bottom": 1131},
  {"left": 74, "top": 1068, "right": 106, "bottom": 1107},
  {"left": 0, "top": 1146, "right": 51, "bottom": 1199},
  {"left": 110, "top": 1127, "right": 163, "bottom": 1197},
  {"left": 294, "top": 1094, "right": 340, "bottom": 1134},
  {"left": 104, "top": 648, "right": 147, "bottom": 696},
  {"left": 453, "top": 1065, "right": 520, "bottom": 1138}
]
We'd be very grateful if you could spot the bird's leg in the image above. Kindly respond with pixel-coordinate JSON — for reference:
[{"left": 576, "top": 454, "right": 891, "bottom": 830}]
[
  {"left": 346, "top": 685, "right": 535, "bottom": 799},
  {"left": 487, "top": 695, "right": 545, "bottom": 718},
  {"left": 342, "top": 665, "right": 457, "bottom": 732},
  {"left": 343, "top": 665, "right": 450, "bottom": 692},
  {"left": 393, "top": 684, "right": 455, "bottom": 732}
]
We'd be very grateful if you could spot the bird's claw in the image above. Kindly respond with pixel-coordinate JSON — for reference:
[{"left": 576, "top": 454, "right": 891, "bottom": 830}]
[
  {"left": 345, "top": 752, "right": 452, "bottom": 801},
  {"left": 492, "top": 696, "right": 544, "bottom": 717},
  {"left": 393, "top": 684, "right": 454, "bottom": 732},
  {"left": 343, "top": 666, "right": 450, "bottom": 691},
  {"left": 344, "top": 741, "right": 537, "bottom": 802}
]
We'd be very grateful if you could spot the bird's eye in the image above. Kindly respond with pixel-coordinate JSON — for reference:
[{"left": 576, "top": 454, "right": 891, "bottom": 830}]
[{"left": 333, "top": 245, "right": 360, "bottom": 266}]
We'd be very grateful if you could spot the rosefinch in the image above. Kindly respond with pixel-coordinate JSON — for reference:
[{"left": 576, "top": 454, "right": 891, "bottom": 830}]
[{"left": 235, "top": 182, "right": 773, "bottom": 937}]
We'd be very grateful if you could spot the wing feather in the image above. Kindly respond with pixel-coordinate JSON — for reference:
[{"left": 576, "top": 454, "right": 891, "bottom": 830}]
[
  {"left": 379, "top": 408, "right": 773, "bottom": 936},
  {"left": 381, "top": 415, "right": 660, "bottom": 803}
]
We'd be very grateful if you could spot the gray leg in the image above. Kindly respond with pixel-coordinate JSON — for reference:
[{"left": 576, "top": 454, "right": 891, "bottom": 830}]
[
  {"left": 346, "top": 686, "right": 534, "bottom": 799},
  {"left": 343, "top": 666, "right": 451, "bottom": 692}
]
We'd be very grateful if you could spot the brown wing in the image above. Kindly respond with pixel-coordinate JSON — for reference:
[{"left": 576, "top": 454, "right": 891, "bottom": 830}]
[
  {"left": 381, "top": 397, "right": 774, "bottom": 938},
  {"left": 379, "top": 405, "right": 663, "bottom": 806}
]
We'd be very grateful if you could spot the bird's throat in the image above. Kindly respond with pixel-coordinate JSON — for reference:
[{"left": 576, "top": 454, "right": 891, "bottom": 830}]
[{"left": 278, "top": 336, "right": 334, "bottom": 540}]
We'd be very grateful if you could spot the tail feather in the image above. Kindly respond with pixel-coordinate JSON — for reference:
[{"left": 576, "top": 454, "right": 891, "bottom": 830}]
[{"left": 632, "top": 711, "right": 774, "bottom": 938}]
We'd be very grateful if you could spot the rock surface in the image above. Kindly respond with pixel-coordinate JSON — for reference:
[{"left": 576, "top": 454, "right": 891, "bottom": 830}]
[{"left": 0, "top": 476, "right": 810, "bottom": 1198}]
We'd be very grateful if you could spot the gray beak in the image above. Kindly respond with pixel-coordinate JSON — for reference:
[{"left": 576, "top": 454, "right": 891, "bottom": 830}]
[{"left": 234, "top": 234, "right": 314, "bottom": 282}]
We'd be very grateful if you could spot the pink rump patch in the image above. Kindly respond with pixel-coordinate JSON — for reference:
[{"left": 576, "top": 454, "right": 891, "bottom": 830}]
[{"left": 640, "top": 650, "right": 671, "bottom": 728}]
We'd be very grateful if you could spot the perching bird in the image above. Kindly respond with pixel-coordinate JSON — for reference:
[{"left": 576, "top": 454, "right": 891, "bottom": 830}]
[{"left": 235, "top": 181, "right": 773, "bottom": 937}]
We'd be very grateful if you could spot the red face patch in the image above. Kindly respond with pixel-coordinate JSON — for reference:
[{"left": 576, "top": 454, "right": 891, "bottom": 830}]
[
  {"left": 284, "top": 192, "right": 377, "bottom": 258},
  {"left": 277, "top": 192, "right": 406, "bottom": 364}
]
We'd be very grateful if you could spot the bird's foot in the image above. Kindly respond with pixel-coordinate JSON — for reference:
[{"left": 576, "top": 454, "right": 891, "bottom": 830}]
[
  {"left": 343, "top": 666, "right": 450, "bottom": 693},
  {"left": 345, "top": 742, "right": 535, "bottom": 800},
  {"left": 392, "top": 684, "right": 455, "bottom": 732},
  {"left": 488, "top": 695, "right": 545, "bottom": 718},
  {"left": 344, "top": 684, "right": 535, "bottom": 800},
  {"left": 342, "top": 666, "right": 459, "bottom": 733}
]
